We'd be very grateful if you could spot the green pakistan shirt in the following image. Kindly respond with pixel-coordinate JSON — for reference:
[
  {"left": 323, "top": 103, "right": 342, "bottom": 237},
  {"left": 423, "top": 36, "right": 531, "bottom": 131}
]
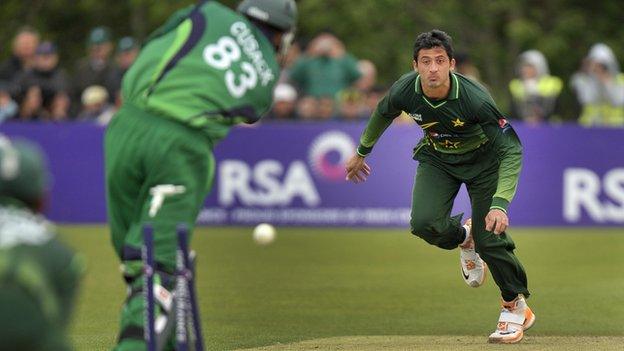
[{"left": 357, "top": 71, "right": 522, "bottom": 212}]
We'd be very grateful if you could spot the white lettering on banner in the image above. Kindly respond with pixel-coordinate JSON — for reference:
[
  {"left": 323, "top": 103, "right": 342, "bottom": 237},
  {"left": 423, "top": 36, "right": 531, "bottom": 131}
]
[
  {"left": 563, "top": 168, "right": 624, "bottom": 223},
  {"left": 563, "top": 168, "right": 602, "bottom": 221},
  {"left": 219, "top": 160, "right": 249, "bottom": 205},
  {"left": 195, "top": 208, "right": 228, "bottom": 223},
  {"left": 282, "top": 162, "right": 320, "bottom": 206},
  {"left": 604, "top": 169, "right": 624, "bottom": 220},
  {"left": 253, "top": 160, "right": 283, "bottom": 205},
  {"left": 196, "top": 207, "right": 412, "bottom": 225},
  {"left": 218, "top": 160, "right": 320, "bottom": 207}
]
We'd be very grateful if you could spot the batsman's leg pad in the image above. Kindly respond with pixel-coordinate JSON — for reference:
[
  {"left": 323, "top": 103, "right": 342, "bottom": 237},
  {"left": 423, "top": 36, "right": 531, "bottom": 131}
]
[{"left": 115, "top": 263, "right": 176, "bottom": 349}]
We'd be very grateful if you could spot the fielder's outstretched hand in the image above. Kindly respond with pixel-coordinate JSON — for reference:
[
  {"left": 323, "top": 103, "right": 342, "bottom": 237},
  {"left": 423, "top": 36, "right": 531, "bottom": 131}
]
[
  {"left": 345, "top": 154, "right": 371, "bottom": 183},
  {"left": 485, "top": 209, "right": 509, "bottom": 235}
]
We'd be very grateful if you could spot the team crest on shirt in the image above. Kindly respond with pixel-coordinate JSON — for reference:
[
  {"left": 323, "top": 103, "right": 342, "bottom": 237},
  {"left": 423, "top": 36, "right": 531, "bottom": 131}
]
[{"left": 451, "top": 118, "right": 465, "bottom": 127}]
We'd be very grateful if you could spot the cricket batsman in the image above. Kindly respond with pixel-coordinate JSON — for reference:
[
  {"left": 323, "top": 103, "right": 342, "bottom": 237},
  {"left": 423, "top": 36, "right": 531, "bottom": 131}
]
[
  {"left": 104, "top": 0, "right": 297, "bottom": 349},
  {"left": 346, "top": 30, "right": 535, "bottom": 344},
  {"left": 0, "top": 135, "right": 83, "bottom": 350}
]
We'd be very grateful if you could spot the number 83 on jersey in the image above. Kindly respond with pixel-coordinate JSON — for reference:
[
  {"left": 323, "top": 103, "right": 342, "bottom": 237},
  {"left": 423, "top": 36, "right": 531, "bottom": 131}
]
[{"left": 202, "top": 21, "right": 275, "bottom": 99}]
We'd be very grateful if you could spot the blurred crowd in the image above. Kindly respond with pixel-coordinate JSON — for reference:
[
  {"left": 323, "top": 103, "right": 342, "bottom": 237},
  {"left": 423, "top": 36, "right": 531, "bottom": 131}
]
[
  {"left": 509, "top": 45, "right": 624, "bottom": 126},
  {"left": 1, "top": 26, "right": 623, "bottom": 127},
  {"left": 0, "top": 26, "right": 137, "bottom": 125}
]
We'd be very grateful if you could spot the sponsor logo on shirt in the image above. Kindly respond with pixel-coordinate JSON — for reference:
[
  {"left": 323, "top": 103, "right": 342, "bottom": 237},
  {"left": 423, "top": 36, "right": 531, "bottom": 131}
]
[
  {"left": 441, "top": 140, "right": 461, "bottom": 149},
  {"left": 408, "top": 113, "right": 422, "bottom": 121},
  {"left": 428, "top": 131, "right": 459, "bottom": 139}
]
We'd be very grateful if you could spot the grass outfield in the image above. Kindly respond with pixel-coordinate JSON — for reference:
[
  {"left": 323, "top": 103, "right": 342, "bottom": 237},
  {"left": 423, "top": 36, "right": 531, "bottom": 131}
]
[
  {"left": 60, "top": 226, "right": 624, "bottom": 350},
  {"left": 236, "top": 336, "right": 624, "bottom": 350}
]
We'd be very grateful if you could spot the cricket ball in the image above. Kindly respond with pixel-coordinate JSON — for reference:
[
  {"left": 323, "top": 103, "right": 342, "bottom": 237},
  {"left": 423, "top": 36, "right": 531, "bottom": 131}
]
[{"left": 253, "top": 223, "right": 276, "bottom": 245}]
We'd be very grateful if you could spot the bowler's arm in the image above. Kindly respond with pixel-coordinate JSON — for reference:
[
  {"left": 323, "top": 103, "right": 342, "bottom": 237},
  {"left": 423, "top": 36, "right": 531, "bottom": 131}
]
[
  {"left": 478, "top": 101, "right": 523, "bottom": 234},
  {"left": 346, "top": 93, "right": 401, "bottom": 183}
]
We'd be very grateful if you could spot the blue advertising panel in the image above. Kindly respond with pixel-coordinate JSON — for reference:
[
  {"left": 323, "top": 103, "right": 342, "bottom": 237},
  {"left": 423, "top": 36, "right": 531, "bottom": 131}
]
[{"left": 2, "top": 122, "right": 623, "bottom": 226}]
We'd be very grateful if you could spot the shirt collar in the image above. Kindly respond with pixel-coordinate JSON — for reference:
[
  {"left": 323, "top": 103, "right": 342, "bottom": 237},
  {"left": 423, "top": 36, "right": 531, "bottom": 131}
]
[{"left": 415, "top": 72, "right": 460, "bottom": 100}]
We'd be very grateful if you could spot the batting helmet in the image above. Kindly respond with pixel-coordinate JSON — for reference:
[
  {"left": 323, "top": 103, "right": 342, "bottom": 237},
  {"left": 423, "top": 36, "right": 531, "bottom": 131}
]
[{"left": 0, "top": 135, "right": 48, "bottom": 209}]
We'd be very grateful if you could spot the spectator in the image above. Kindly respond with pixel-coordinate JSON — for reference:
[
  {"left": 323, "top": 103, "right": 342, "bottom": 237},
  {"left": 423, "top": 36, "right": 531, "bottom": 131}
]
[
  {"left": 0, "top": 82, "right": 18, "bottom": 122},
  {"left": 317, "top": 96, "right": 337, "bottom": 120},
  {"left": 107, "top": 36, "right": 140, "bottom": 106},
  {"left": 338, "top": 89, "right": 367, "bottom": 121},
  {"left": 18, "top": 86, "right": 43, "bottom": 120},
  {"left": 78, "top": 85, "right": 115, "bottom": 124},
  {"left": 362, "top": 84, "right": 387, "bottom": 117},
  {"left": 571, "top": 43, "right": 624, "bottom": 126},
  {"left": 454, "top": 52, "right": 482, "bottom": 82},
  {"left": 509, "top": 50, "right": 563, "bottom": 124},
  {"left": 296, "top": 96, "right": 318, "bottom": 121},
  {"left": 14, "top": 41, "right": 71, "bottom": 121},
  {"left": 0, "top": 27, "right": 40, "bottom": 84},
  {"left": 289, "top": 31, "right": 362, "bottom": 98},
  {"left": 73, "top": 26, "right": 117, "bottom": 109},
  {"left": 115, "top": 37, "right": 139, "bottom": 75},
  {"left": 355, "top": 59, "right": 377, "bottom": 93},
  {"left": 266, "top": 83, "right": 298, "bottom": 120}
]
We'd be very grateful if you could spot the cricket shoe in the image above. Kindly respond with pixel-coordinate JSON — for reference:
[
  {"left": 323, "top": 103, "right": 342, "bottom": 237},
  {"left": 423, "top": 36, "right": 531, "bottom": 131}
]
[
  {"left": 459, "top": 218, "right": 488, "bottom": 287},
  {"left": 488, "top": 294, "right": 536, "bottom": 344}
]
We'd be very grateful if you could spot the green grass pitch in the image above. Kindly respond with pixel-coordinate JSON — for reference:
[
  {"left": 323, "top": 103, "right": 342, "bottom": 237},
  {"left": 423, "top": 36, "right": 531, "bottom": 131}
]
[{"left": 62, "top": 226, "right": 624, "bottom": 350}]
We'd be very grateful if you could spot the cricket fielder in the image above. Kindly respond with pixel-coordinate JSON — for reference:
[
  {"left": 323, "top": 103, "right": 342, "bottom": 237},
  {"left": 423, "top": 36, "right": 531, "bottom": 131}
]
[
  {"left": 0, "top": 136, "right": 83, "bottom": 350},
  {"left": 104, "top": 1, "right": 297, "bottom": 349},
  {"left": 346, "top": 30, "right": 535, "bottom": 344}
]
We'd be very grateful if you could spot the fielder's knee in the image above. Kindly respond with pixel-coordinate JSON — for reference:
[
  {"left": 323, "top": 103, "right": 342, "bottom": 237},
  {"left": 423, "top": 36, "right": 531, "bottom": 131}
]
[{"left": 410, "top": 215, "right": 456, "bottom": 250}]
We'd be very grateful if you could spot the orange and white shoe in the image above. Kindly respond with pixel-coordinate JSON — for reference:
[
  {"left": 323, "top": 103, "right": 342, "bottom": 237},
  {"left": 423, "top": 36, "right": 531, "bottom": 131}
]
[
  {"left": 459, "top": 218, "right": 488, "bottom": 288},
  {"left": 488, "top": 294, "right": 536, "bottom": 344}
]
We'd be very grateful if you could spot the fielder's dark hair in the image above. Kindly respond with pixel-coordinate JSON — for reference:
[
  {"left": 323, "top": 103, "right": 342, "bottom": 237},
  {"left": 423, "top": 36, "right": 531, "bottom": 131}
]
[{"left": 413, "top": 29, "right": 454, "bottom": 61}]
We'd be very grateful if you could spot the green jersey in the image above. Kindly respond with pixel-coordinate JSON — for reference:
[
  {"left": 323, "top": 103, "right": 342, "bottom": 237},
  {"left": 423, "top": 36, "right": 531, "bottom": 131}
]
[
  {"left": 0, "top": 205, "right": 83, "bottom": 350},
  {"left": 357, "top": 71, "right": 522, "bottom": 211},
  {"left": 289, "top": 54, "right": 362, "bottom": 97},
  {"left": 121, "top": 1, "right": 280, "bottom": 144}
]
